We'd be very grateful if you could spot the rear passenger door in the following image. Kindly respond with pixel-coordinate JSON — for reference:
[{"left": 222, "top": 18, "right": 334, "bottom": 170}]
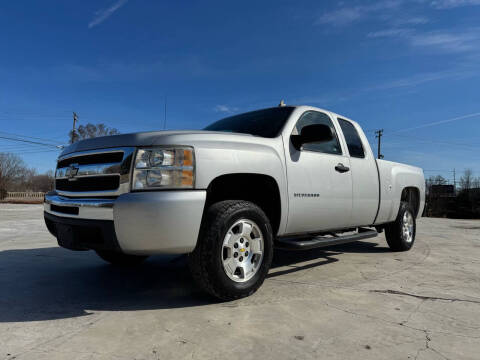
[{"left": 337, "top": 118, "right": 379, "bottom": 226}]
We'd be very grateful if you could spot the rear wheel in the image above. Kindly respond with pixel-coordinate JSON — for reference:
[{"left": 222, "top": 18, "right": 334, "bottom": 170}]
[
  {"left": 189, "top": 200, "right": 273, "bottom": 300},
  {"left": 385, "top": 202, "right": 416, "bottom": 251},
  {"left": 95, "top": 250, "right": 148, "bottom": 266}
]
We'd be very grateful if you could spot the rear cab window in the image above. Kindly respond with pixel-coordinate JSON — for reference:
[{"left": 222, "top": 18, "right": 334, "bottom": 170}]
[{"left": 338, "top": 118, "right": 365, "bottom": 158}]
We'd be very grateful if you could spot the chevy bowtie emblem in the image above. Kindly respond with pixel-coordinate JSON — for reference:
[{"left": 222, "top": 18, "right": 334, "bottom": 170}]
[{"left": 67, "top": 163, "right": 79, "bottom": 181}]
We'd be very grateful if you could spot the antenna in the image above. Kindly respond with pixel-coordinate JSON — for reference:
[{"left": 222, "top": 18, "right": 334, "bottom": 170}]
[{"left": 163, "top": 95, "right": 167, "bottom": 130}]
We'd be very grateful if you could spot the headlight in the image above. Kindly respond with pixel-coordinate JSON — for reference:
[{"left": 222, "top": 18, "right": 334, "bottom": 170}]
[{"left": 132, "top": 147, "right": 194, "bottom": 190}]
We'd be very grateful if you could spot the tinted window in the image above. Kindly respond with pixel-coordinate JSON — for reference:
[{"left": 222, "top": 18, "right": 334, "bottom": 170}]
[
  {"left": 293, "top": 111, "right": 342, "bottom": 155},
  {"left": 338, "top": 119, "right": 365, "bottom": 158},
  {"left": 204, "top": 107, "right": 295, "bottom": 138}
]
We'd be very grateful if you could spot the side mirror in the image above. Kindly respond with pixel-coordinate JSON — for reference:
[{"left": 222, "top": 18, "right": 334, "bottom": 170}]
[{"left": 291, "top": 124, "right": 334, "bottom": 150}]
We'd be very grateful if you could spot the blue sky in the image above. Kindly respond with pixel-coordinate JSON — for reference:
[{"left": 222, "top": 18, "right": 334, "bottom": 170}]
[{"left": 1, "top": 0, "right": 480, "bottom": 182}]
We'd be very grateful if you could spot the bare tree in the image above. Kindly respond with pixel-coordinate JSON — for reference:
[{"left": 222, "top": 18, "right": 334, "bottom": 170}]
[
  {"left": 472, "top": 176, "right": 480, "bottom": 189},
  {"left": 69, "top": 123, "right": 120, "bottom": 144},
  {"left": 433, "top": 175, "right": 447, "bottom": 185},
  {"left": 0, "top": 153, "right": 28, "bottom": 198},
  {"left": 426, "top": 175, "right": 447, "bottom": 186},
  {"left": 425, "top": 175, "right": 449, "bottom": 196},
  {"left": 0, "top": 153, "right": 55, "bottom": 197},
  {"left": 30, "top": 170, "right": 54, "bottom": 192},
  {"left": 459, "top": 169, "right": 473, "bottom": 191}
]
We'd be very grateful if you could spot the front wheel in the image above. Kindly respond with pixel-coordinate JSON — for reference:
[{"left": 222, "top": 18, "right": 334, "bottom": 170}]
[
  {"left": 189, "top": 200, "right": 273, "bottom": 300},
  {"left": 385, "top": 202, "right": 416, "bottom": 251}
]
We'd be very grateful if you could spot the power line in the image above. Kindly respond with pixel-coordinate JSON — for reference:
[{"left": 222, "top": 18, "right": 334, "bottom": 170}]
[
  {"left": 377, "top": 133, "right": 480, "bottom": 153},
  {"left": 390, "top": 111, "right": 480, "bottom": 134},
  {"left": 389, "top": 133, "right": 480, "bottom": 149},
  {"left": 0, "top": 131, "right": 63, "bottom": 145},
  {"left": 0, "top": 135, "right": 60, "bottom": 148},
  {"left": 424, "top": 169, "right": 454, "bottom": 172},
  {"left": 2, "top": 149, "right": 59, "bottom": 154},
  {"left": 0, "top": 116, "right": 70, "bottom": 120},
  {"left": 0, "top": 146, "right": 53, "bottom": 152},
  {"left": 0, "top": 141, "right": 52, "bottom": 148}
]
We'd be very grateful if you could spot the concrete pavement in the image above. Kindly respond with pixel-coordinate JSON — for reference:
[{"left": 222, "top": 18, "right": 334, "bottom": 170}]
[{"left": 1, "top": 204, "right": 479, "bottom": 359}]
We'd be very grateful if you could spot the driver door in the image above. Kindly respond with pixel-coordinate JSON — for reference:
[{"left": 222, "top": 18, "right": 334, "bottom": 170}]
[{"left": 283, "top": 110, "right": 353, "bottom": 234}]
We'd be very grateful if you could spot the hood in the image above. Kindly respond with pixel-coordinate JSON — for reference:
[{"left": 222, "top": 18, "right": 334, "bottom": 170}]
[{"left": 59, "top": 130, "right": 253, "bottom": 157}]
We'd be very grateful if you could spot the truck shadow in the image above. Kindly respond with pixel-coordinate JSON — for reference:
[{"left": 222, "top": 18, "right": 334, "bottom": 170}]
[
  {"left": 268, "top": 240, "right": 389, "bottom": 278},
  {"left": 0, "top": 241, "right": 387, "bottom": 323}
]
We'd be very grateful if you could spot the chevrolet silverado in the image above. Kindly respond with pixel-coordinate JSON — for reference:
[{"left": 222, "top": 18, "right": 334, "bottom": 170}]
[{"left": 44, "top": 105, "right": 425, "bottom": 300}]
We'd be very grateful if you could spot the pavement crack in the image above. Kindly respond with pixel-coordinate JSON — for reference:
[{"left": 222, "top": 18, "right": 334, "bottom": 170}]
[
  {"left": 414, "top": 330, "right": 431, "bottom": 360},
  {"left": 370, "top": 289, "right": 480, "bottom": 304},
  {"left": 414, "top": 330, "right": 451, "bottom": 360},
  {"left": 400, "top": 299, "right": 425, "bottom": 326}
]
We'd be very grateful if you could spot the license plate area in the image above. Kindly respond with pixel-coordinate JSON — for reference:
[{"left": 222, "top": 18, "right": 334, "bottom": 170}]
[
  {"left": 56, "top": 224, "right": 86, "bottom": 250},
  {"left": 50, "top": 204, "right": 79, "bottom": 215}
]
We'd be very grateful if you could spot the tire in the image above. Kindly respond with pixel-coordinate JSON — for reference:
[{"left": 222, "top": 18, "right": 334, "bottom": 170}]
[
  {"left": 95, "top": 250, "right": 148, "bottom": 266},
  {"left": 385, "top": 201, "right": 416, "bottom": 251},
  {"left": 189, "top": 200, "right": 273, "bottom": 300}
]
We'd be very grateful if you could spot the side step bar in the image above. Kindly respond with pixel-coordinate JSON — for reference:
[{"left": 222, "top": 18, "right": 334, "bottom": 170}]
[{"left": 275, "top": 228, "right": 378, "bottom": 251}]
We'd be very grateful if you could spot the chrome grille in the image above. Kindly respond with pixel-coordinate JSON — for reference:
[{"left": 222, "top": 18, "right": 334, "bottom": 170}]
[
  {"left": 57, "top": 152, "right": 124, "bottom": 168},
  {"left": 55, "top": 147, "right": 135, "bottom": 197}
]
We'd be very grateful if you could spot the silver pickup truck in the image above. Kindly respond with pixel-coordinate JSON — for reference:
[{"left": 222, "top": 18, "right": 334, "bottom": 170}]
[{"left": 44, "top": 105, "right": 425, "bottom": 300}]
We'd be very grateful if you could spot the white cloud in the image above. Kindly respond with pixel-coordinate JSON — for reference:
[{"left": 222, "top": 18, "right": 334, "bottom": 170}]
[
  {"left": 316, "top": 0, "right": 480, "bottom": 27},
  {"left": 367, "top": 26, "right": 480, "bottom": 53},
  {"left": 214, "top": 105, "right": 239, "bottom": 114},
  {"left": 372, "top": 70, "right": 469, "bottom": 90},
  {"left": 315, "top": 7, "right": 364, "bottom": 27},
  {"left": 88, "top": 0, "right": 128, "bottom": 28},
  {"left": 396, "top": 16, "right": 429, "bottom": 25},
  {"left": 410, "top": 29, "right": 480, "bottom": 52},
  {"left": 367, "top": 28, "right": 414, "bottom": 38},
  {"left": 430, "top": 0, "right": 480, "bottom": 9},
  {"left": 315, "top": 1, "right": 404, "bottom": 26}
]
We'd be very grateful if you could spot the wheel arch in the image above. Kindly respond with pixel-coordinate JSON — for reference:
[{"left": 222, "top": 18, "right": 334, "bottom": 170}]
[
  {"left": 400, "top": 186, "right": 421, "bottom": 218},
  {"left": 205, "top": 173, "right": 282, "bottom": 235}
]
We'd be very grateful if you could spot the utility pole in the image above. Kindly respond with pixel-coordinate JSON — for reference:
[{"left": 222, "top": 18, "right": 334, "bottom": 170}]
[
  {"left": 375, "top": 129, "right": 384, "bottom": 159},
  {"left": 71, "top": 112, "right": 78, "bottom": 144},
  {"left": 72, "top": 112, "right": 78, "bottom": 132}
]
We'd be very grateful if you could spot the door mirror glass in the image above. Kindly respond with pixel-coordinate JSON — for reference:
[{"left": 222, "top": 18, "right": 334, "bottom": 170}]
[{"left": 291, "top": 124, "right": 333, "bottom": 150}]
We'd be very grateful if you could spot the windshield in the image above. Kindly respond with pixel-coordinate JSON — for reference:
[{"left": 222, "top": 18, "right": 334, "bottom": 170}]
[{"left": 204, "top": 107, "right": 295, "bottom": 138}]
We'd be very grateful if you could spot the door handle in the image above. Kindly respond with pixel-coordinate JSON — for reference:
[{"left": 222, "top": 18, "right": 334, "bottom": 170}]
[{"left": 335, "top": 163, "right": 350, "bottom": 173}]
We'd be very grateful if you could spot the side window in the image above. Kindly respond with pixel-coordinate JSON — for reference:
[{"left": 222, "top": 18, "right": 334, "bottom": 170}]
[
  {"left": 293, "top": 111, "right": 342, "bottom": 155},
  {"left": 338, "top": 119, "right": 365, "bottom": 158}
]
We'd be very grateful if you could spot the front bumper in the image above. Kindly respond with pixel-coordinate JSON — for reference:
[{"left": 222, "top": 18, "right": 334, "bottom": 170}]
[
  {"left": 44, "top": 191, "right": 206, "bottom": 255},
  {"left": 44, "top": 212, "right": 121, "bottom": 251}
]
